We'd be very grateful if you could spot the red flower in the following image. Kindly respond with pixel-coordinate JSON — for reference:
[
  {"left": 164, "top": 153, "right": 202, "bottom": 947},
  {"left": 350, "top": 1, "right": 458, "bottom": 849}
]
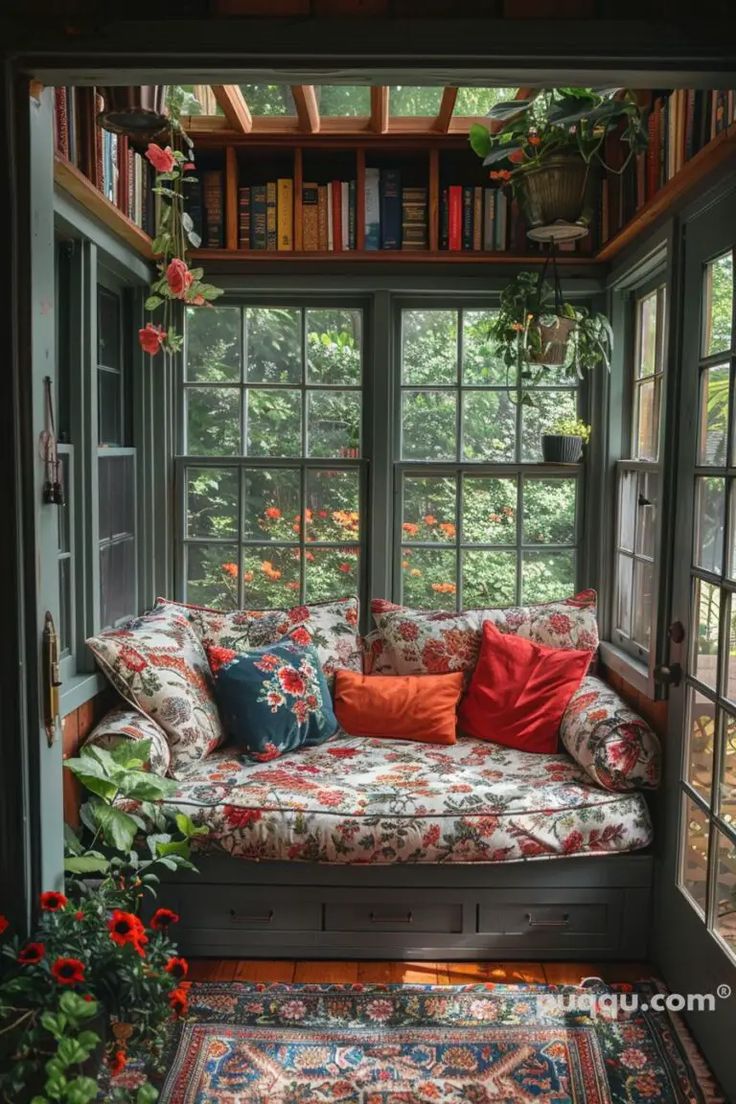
[
  {"left": 0, "top": 915, "right": 8, "bottom": 936},
  {"left": 265, "top": 506, "right": 281, "bottom": 519},
  {"left": 166, "top": 258, "right": 194, "bottom": 300},
  {"left": 221, "top": 562, "right": 238, "bottom": 578},
  {"left": 169, "top": 986, "right": 189, "bottom": 1016},
  {"left": 206, "top": 644, "right": 238, "bottom": 675},
  {"left": 18, "top": 942, "right": 45, "bottom": 965},
  {"left": 279, "top": 666, "right": 305, "bottom": 695},
  {"left": 224, "top": 805, "right": 262, "bottom": 828},
  {"left": 288, "top": 605, "right": 310, "bottom": 624},
  {"left": 74, "top": 910, "right": 84, "bottom": 921},
  {"left": 327, "top": 747, "right": 359, "bottom": 759},
  {"left": 144, "top": 143, "right": 176, "bottom": 174},
  {"left": 165, "top": 956, "right": 189, "bottom": 979},
  {"left": 118, "top": 644, "right": 147, "bottom": 672},
  {"left": 289, "top": 626, "right": 312, "bottom": 647},
  {"left": 138, "top": 323, "right": 167, "bottom": 356},
  {"left": 151, "top": 907, "right": 180, "bottom": 930},
  {"left": 108, "top": 1049, "right": 127, "bottom": 1076},
  {"left": 40, "top": 891, "right": 67, "bottom": 912},
  {"left": 338, "top": 562, "right": 352, "bottom": 575},
  {"left": 108, "top": 910, "right": 148, "bottom": 953},
  {"left": 51, "top": 957, "right": 85, "bottom": 985}
]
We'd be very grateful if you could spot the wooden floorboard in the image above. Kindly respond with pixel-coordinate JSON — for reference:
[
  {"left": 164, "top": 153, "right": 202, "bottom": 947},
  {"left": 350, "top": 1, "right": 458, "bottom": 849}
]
[{"left": 190, "top": 958, "right": 654, "bottom": 985}]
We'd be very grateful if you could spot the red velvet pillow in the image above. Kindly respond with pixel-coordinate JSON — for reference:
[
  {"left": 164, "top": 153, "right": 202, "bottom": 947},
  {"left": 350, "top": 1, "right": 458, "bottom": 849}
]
[{"left": 458, "top": 619, "right": 591, "bottom": 753}]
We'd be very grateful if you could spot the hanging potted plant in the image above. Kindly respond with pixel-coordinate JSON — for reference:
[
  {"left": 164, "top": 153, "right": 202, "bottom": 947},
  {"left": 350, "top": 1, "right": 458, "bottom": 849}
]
[
  {"left": 137, "top": 87, "right": 223, "bottom": 359},
  {"left": 542, "top": 416, "right": 591, "bottom": 464},
  {"left": 97, "top": 86, "right": 170, "bottom": 148},
  {"left": 490, "top": 269, "right": 613, "bottom": 389},
  {"left": 469, "top": 87, "right": 647, "bottom": 240}
]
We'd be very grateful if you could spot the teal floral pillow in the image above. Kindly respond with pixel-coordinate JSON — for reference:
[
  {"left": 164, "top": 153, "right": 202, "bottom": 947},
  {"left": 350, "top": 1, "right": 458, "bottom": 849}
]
[{"left": 207, "top": 640, "right": 338, "bottom": 762}]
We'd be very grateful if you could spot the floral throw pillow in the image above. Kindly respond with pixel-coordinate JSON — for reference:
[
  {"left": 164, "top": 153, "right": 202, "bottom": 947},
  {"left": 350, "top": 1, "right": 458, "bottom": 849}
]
[
  {"left": 207, "top": 639, "right": 338, "bottom": 762},
  {"left": 86, "top": 609, "right": 225, "bottom": 778},
  {"left": 559, "top": 675, "right": 662, "bottom": 791},
  {"left": 371, "top": 590, "right": 599, "bottom": 677},
  {"left": 155, "top": 595, "right": 362, "bottom": 686},
  {"left": 83, "top": 707, "right": 171, "bottom": 777}
]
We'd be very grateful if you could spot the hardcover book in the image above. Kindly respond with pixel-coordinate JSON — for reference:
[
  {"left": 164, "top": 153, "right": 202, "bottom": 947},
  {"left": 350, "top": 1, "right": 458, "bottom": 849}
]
[
  {"left": 277, "top": 178, "right": 293, "bottom": 250},
  {"left": 266, "top": 181, "right": 277, "bottom": 251},
  {"left": 237, "top": 186, "right": 250, "bottom": 250},
  {"left": 202, "top": 169, "right": 224, "bottom": 249},
  {"left": 317, "top": 184, "right": 329, "bottom": 251},
  {"left": 401, "top": 186, "right": 428, "bottom": 250},
  {"left": 364, "top": 167, "right": 380, "bottom": 251},
  {"left": 380, "top": 169, "right": 401, "bottom": 250},
  {"left": 448, "top": 185, "right": 462, "bottom": 251},
  {"left": 302, "top": 181, "right": 319, "bottom": 251},
  {"left": 461, "top": 186, "right": 473, "bottom": 251},
  {"left": 250, "top": 184, "right": 267, "bottom": 250}
]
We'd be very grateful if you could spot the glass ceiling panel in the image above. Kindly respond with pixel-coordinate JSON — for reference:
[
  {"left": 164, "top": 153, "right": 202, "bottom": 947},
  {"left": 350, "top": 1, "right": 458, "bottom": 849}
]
[
  {"left": 316, "top": 85, "right": 371, "bottom": 117},
  {"left": 454, "top": 87, "right": 517, "bottom": 116},
  {"left": 389, "top": 86, "right": 444, "bottom": 116},
  {"left": 238, "top": 84, "right": 296, "bottom": 116}
]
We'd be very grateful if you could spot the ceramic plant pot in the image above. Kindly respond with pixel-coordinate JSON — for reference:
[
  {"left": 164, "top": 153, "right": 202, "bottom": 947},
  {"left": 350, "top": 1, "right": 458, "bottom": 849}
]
[
  {"left": 518, "top": 154, "right": 593, "bottom": 241},
  {"left": 527, "top": 314, "right": 576, "bottom": 366},
  {"left": 541, "top": 434, "right": 584, "bottom": 463}
]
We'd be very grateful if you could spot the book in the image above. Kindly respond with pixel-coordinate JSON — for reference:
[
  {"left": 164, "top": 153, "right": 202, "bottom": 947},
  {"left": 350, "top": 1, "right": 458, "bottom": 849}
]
[
  {"left": 237, "top": 186, "right": 250, "bottom": 249},
  {"left": 332, "top": 180, "right": 342, "bottom": 251},
  {"left": 495, "top": 189, "right": 508, "bottom": 251},
  {"left": 202, "top": 170, "right": 224, "bottom": 248},
  {"left": 250, "top": 184, "right": 267, "bottom": 250},
  {"left": 266, "top": 181, "right": 277, "bottom": 250},
  {"left": 364, "top": 167, "right": 380, "bottom": 250},
  {"left": 326, "top": 183, "right": 334, "bottom": 251},
  {"left": 277, "top": 178, "right": 293, "bottom": 250},
  {"left": 341, "top": 181, "right": 350, "bottom": 250},
  {"left": 461, "top": 187, "right": 473, "bottom": 250},
  {"left": 54, "top": 87, "right": 69, "bottom": 159},
  {"left": 401, "top": 186, "right": 428, "bottom": 250},
  {"left": 448, "top": 185, "right": 462, "bottom": 251},
  {"left": 380, "top": 169, "right": 401, "bottom": 250},
  {"left": 302, "top": 181, "right": 319, "bottom": 251},
  {"left": 440, "top": 188, "right": 449, "bottom": 250},
  {"left": 472, "top": 187, "right": 483, "bottom": 251},
  {"left": 317, "top": 184, "right": 329, "bottom": 251},
  {"left": 348, "top": 179, "right": 356, "bottom": 250},
  {"left": 482, "top": 188, "right": 495, "bottom": 251}
]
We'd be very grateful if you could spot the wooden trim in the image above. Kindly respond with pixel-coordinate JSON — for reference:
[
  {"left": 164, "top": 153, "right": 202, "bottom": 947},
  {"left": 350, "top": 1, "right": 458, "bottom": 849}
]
[
  {"left": 53, "top": 156, "right": 153, "bottom": 260},
  {"left": 191, "top": 248, "right": 587, "bottom": 264},
  {"left": 292, "top": 85, "right": 320, "bottom": 134},
  {"left": 435, "top": 87, "right": 458, "bottom": 134},
  {"left": 597, "top": 122, "right": 736, "bottom": 262},
  {"left": 211, "top": 85, "right": 253, "bottom": 134},
  {"left": 371, "top": 86, "right": 389, "bottom": 134}
]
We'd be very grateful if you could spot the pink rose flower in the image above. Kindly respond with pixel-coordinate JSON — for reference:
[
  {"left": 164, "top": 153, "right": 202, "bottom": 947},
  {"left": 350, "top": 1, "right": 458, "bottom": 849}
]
[
  {"left": 138, "top": 323, "right": 167, "bottom": 356},
  {"left": 145, "top": 144, "right": 176, "bottom": 174},
  {"left": 166, "top": 258, "right": 194, "bottom": 299}
]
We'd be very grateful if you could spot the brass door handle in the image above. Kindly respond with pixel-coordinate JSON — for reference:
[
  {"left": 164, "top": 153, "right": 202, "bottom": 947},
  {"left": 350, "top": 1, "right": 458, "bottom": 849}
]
[{"left": 43, "top": 611, "right": 62, "bottom": 747}]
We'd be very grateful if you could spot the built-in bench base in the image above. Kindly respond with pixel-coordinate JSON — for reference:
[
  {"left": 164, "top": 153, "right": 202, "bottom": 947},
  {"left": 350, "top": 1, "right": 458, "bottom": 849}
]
[{"left": 159, "top": 852, "right": 653, "bottom": 960}]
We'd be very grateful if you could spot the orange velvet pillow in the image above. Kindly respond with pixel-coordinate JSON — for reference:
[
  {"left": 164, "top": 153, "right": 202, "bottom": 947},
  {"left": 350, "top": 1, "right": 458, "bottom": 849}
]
[{"left": 333, "top": 669, "right": 465, "bottom": 745}]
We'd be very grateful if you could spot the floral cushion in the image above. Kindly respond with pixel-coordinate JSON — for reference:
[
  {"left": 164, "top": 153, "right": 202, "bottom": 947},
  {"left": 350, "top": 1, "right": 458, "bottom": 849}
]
[
  {"left": 86, "top": 609, "right": 225, "bottom": 779},
  {"left": 361, "top": 629, "right": 397, "bottom": 675},
  {"left": 559, "top": 675, "right": 662, "bottom": 792},
  {"left": 153, "top": 733, "right": 653, "bottom": 864},
  {"left": 207, "top": 640, "right": 337, "bottom": 762},
  {"left": 155, "top": 596, "right": 362, "bottom": 685},
  {"left": 83, "top": 707, "right": 171, "bottom": 776},
  {"left": 371, "top": 590, "right": 599, "bottom": 677}
]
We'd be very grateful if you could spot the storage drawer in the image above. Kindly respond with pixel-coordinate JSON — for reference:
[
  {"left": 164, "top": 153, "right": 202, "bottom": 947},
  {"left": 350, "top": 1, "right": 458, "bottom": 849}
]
[
  {"left": 479, "top": 901, "right": 608, "bottom": 936},
  {"left": 172, "top": 885, "right": 321, "bottom": 932},
  {"left": 477, "top": 889, "right": 622, "bottom": 950},
  {"left": 325, "top": 901, "right": 463, "bottom": 933}
]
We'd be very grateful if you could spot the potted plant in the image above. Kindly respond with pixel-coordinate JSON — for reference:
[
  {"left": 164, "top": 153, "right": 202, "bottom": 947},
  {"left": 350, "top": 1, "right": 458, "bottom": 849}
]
[
  {"left": 490, "top": 271, "right": 613, "bottom": 388},
  {"left": 97, "top": 86, "right": 170, "bottom": 148},
  {"left": 542, "top": 416, "right": 591, "bottom": 463},
  {"left": 469, "top": 87, "right": 647, "bottom": 239},
  {"left": 0, "top": 737, "right": 204, "bottom": 1103}
]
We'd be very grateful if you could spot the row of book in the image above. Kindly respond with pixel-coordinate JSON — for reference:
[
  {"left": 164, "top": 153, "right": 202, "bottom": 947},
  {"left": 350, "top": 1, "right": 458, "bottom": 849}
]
[
  {"left": 440, "top": 185, "right": 511, "bottom": 252},
  {"left": 53, "top": 86, "right": 156, "bottom": 236}
]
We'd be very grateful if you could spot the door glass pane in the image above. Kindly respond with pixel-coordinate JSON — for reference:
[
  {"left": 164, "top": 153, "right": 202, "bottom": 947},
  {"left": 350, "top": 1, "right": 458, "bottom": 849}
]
[
  {"left": 463, "top": 549, "right": 516, "bottom": 607},
  {"left": 694, "top": 476, "right": 725, "bottom": 574},
  {"left": 401, "top": 310, "right": 457, "bottom": 385},
  {"left": 703, "top": 251, "right": 733, "bottom": 357},
  {"left": 632, "top": 559, "right": 654, "bottom": 650},
  {"left": 186, "top": 467, "right": 238, "bottom": 539},
  {"left": 713, "top": 830, "right": 736, "bottom": 960},
  {"left": 463, "top": 477, "right": 516, "bottom": 544},
  {"left": 680, "top": 793, "right": 710, "bottom": 916},
  {"left": 693, "top": 579, "right": 721, "bottom": 691},
  {"left": 244, "top": 468, "right": 301, "bottom": 542},
  {"left": 400, "top": 547, "right": 457, "bottom": 609},
  {"left": 185, "top": 305, "right": 241, "bottom": 382},
  {"left": 305, "top": 470, "right": 360, "bottom": 543},
  {"left": 699, "top": 363, "right": 729, "bottom": 465},
  {"left": 402, "top": 477, "right": 456, "bottom": 542},
  {"left": 523, "top": 478, "right": 576, "bottom": 545},
  {"left": 245, "top": 307, "right": 301, "bottom": 384},
  {"left": 719, "top": 714, "right": 736, "bottom": 828},
  {"left": 246, "top": 389, "right": 301, "bottom": 457},
  {"left": 306, "top": 309, "right": 362, "bottom": 385},
  {"left": 616, "top": 554, "right": 633, "bottom": 637},
  {"left": 401, "top": 391, "right": 457, "bottom": 460},
  {"left": 187, "top": 388, "right": 241, "bottom": 455},
  {"left": 685, "top": 687, "right": 716, "bottom": 804},
  {"left": 186, "top": 543, "right": 240, "bottom": 609},
  {"left": 462, "top": 391, "right": 515, "bottom": 462},
  {"left": 522, "top": 549, "right": 575, "bottom": 604}
]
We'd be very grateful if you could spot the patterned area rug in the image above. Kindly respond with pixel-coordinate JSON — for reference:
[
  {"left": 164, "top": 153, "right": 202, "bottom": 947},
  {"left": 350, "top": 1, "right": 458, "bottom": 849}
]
[{"left": 144, "top": 981, "right": 725, "bottom": 1103}]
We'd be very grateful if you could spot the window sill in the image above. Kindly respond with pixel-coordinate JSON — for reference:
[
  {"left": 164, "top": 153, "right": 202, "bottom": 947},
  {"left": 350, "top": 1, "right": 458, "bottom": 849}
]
[
  {"left": 59, "top": 671, "right": 109, "bottom": 716},
  {"left": 598, "top": 641, "right": 653, "bottom": 698}
]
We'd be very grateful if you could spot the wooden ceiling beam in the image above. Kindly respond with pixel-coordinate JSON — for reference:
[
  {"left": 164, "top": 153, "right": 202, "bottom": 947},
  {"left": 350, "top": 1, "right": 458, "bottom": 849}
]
[
  {"left": 291, "top": 85, "right": 320, "bottom": 133},
  {"left": 370, "top": 86, "right": 389, "bottom": 134},
  {"left": 435, "top": 87, "right": 458, "bottom": 133},
  {"left": 211, "top": 85, "right": 253, "bottom": 133}
]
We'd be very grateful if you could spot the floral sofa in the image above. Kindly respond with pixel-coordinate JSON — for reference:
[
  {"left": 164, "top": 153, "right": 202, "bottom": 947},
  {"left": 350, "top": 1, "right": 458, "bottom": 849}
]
[{"left": 82, "top": 591, "right": 660, "bottom": 958}]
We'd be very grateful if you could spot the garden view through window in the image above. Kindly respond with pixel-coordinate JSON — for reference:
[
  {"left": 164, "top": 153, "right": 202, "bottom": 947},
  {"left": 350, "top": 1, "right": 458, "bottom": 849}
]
[{"left": 180, "top": 301, "right": 581, "bottom": 611}]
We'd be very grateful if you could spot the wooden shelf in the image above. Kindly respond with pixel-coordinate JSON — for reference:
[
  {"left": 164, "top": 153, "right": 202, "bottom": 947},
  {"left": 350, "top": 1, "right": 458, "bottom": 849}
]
[
  {"left": 53, "top": 155, "right": 153, "bottom": 261},
  {"left": 191, "top": 248, "right": 590, "bottom": 265},
  {"left": 597, "top": 121, "right": 736, "bottom": 263}
]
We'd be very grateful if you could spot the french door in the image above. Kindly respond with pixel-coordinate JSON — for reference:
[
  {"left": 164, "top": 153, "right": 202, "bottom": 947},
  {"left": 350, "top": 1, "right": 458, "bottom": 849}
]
[{"left": 656, "top": 190, "right": 736, "bottom": 1101}]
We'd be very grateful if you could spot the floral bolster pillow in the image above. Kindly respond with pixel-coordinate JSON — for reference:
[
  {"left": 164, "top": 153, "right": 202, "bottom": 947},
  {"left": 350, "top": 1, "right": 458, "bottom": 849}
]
[
  {"left": 155, "top": 595, "right": 362, "bottom": 686},
  {"left": 207, "top": 639, "right": 337, "bottom": 762},
  {"left": 83, "top": 707, "right": 171, "bottom": 777},
  {"left": 559, "top": 675, "right": 662, "bottom": 791},
  {"left": 370, "top": 589, "right": 599, "bottom": 677},
  {"left": 86, "top": 608, "right": 225, "bottom": 778}
]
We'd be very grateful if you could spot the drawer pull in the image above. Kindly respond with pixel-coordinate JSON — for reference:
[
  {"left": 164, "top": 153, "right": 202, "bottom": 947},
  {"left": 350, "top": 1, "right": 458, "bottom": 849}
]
[
  {"left": 229, "top": 909, "right": 275, "bottom": 924},
  {"left": 369, "top": 910, "right": 414, "bottom": 924},
  {"left": 526, "top": 912, "right": 570, "bottom": 929}
]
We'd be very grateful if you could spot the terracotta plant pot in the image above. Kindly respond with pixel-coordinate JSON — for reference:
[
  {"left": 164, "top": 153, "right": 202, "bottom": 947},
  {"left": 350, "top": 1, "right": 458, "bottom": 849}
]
[
  {"left": 518, "top": 154, "right": 593, "bottom": 240},
  {"left": 527, "top": 314, "right": 576, "bottom": 367},
  {"left": 97, "top": 86, "right": 169, "bottom": 148},
  {"left": 542, "top": 434, "right": 584, "bottom": 464}
]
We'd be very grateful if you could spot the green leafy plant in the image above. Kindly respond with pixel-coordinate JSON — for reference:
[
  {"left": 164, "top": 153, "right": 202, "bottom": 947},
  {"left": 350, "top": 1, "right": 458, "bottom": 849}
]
[
  {"left": 549, "top": 416, "right": 591, "bottom": 443},
  {"left": 468, "top": 86, "right": 647, "bottom": 192}
]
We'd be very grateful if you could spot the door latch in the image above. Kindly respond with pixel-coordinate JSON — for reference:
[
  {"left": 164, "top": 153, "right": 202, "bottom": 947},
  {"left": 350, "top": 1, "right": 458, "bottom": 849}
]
[
  {"left": 43, "top": 611, "right": 62, "bottom": 747},
  {"left": 653, "top": 662, "right": 682, "bottom": 687}
]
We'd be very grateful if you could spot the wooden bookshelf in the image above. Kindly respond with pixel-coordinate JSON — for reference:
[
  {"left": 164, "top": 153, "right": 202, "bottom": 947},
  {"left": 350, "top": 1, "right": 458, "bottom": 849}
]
[
  {"left": 191, "top": 248, "right": 585, "bottom": 264},
  {"left": 53, "top": 155, "right": 153, "bottom": 260}
]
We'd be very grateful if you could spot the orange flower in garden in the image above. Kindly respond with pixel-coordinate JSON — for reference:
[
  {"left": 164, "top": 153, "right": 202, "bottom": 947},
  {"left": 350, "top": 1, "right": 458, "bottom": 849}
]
[
  {"left": 402, "top": 522, "right": 419, "bottom": 537},
  {"left": 261, "top": 560, "right": 282, "bottom": 581},
  {"left": 243, "top": 570, "right": 254, "bottom": 583},
  {"left": 503, "top": 506, "right": 514, "bottom": 516},
  {"left": 423, "top": 515, "right": 437, "bottom": 526},
  {"left": 431, "top": 582, "right": 457, "bottom": 594},
  {"left": 410, "top": 568, "right": 422, "bottom": 577},
  {"left": 304, "top": 551, "right": 315, "bottom": 562},
  {"left": 401, "top": 560, "right": 410, "bottom": 569},
  {"left": 265, "top": 506, "right": 281, "bottom": 520},
  {"left": 286, "top": 581, "right": 300, "bottom": 590},
  {"left": 528, "top": 132, "right": 541, "bottom": 146},
  {"left": 439, "top": 522, "right": 456, "bottom": 538},
  {"left": 304, "top": 508, "right": 313, "bottom": 521},
  {"left": 169, "top": 987, "right": 189, "bottom": 1017},
  {"left": 293, "top": 523, "right": 301, "bottom": 533},
  {"left": 338, "top": 563, "right": 352, "bottom": 574},
  {"left": 222, "top": 563, "right": 238, "bottom": 578},
  {"left": 489, "top": 169, "right": 512, "bottom": 182}
]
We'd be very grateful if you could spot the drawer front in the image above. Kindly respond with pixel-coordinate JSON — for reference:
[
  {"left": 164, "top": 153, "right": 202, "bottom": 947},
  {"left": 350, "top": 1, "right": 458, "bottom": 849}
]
[
  {"left": 479, "top": 901, "right": 609, "bottom": 936},
  {"left": 477, "top": 889, "right": 622, "bottom": 950},
  {"left": 171, "top": 886, "right": 321, "bottom": 932},
  {"left": 325, "top": 902, "right": 463, "bottom": 933}
]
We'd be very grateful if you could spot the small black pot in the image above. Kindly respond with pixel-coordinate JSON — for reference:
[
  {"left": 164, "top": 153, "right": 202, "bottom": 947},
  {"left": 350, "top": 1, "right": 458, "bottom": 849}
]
[{"left": 542, "top": 434, "right": 583, "bottom": 463}]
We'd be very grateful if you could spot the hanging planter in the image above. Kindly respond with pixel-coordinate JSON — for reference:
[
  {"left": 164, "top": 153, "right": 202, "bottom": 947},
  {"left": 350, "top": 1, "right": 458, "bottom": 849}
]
[
  {"left": 469, "top": 88, "right": 647, "bottom": 242},
  {"left": 97, "top": 85, "right": 169, "bottom": 148},
  {"left": 527, "top": 313, "right": 578, "bottom": 367}
]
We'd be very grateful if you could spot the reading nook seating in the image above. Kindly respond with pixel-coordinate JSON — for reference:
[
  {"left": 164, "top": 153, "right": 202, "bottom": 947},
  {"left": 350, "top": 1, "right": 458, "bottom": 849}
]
[{"left": 83, "top": 592, "right": 660, "bottom": 961}]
